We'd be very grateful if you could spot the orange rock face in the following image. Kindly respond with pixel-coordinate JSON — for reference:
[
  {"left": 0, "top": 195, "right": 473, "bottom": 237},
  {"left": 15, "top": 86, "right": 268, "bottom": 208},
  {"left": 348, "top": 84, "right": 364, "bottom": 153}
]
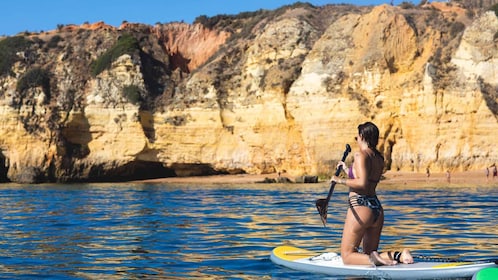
[{"left": 153, "top": 22, "right": 230, "bottom": 72}]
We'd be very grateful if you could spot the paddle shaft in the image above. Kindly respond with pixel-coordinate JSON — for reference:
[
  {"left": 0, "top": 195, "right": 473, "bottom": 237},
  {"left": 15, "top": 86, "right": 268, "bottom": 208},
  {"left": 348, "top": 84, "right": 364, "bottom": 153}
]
[
  {"left": 315, "top": 144, "right": 352, "bottom": 226},
  {"left": 324, "top": 144, "right": 351, "bottom": 203}
]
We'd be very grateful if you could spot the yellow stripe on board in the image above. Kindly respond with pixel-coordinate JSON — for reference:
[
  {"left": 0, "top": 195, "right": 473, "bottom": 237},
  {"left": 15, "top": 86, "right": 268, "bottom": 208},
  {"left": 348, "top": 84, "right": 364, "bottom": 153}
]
[
  {"left": 273, "top": 245, "right": 316, "bottom": 261},
  {"left": 432, "top": 262, "right": 472, "bottom": 268}
]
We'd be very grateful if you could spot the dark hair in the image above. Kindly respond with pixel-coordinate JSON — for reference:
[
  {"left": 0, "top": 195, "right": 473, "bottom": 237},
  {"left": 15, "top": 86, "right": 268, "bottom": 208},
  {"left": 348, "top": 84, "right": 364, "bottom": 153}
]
[{"left": 358, "top": 122, "right": 382, "bottom": 157}]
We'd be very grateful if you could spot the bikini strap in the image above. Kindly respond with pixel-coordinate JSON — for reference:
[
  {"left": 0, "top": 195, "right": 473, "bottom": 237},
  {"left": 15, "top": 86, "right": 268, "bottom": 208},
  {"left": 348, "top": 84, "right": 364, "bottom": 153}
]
[{"left": 348, "top": 166, "right": 355, "bottom": 179}]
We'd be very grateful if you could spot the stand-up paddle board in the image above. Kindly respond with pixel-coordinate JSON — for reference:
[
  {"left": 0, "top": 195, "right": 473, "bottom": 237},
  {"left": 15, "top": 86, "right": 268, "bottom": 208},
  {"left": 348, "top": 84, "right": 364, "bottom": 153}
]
[{"left": 271, "top": 245, "right": 498, "bottom": 279}]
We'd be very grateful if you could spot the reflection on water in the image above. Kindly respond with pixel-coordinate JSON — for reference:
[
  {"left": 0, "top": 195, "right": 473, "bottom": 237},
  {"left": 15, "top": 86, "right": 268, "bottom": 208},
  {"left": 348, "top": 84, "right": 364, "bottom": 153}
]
[{"left": 0, "top": 183, "right": 495, "bottom": 279}]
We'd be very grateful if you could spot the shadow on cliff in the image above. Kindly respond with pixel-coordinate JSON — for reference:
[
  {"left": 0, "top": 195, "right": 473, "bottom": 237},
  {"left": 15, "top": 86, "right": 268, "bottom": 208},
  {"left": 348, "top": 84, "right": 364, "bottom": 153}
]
[
  {"left": 60, "top": 112, "right": 92, "bottom": 162},
  {"left": 139, "top": 49, "right": 171, "bottom": 105},
  {"left": 479, "top": 78, "right": 498, "bottom": 119},
  {"left": 0, "top": 152, "right": 9, "bottom": 182},
  {"left": 87, "top": 160, "right": 177, "bottom": 183},
  {"left": 78, "top": 162, "right": 233, "bottom": 183},
  {"left": 84, "top": 162, "right": 237, "bottom": 183},
  {"left": 138, "top": 50, "right": 174, "bottom": 142}
]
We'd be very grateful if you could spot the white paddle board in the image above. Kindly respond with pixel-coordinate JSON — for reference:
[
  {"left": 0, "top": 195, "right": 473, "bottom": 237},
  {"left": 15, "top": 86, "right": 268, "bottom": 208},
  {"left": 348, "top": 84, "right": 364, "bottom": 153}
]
[{"left": 271, "top": 245, "right": 497, "bottom": 279}]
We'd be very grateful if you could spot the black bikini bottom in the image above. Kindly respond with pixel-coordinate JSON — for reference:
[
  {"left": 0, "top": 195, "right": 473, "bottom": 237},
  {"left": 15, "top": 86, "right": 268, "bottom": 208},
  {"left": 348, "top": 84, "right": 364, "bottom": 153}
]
[{"left": 348, "top": 194, "right": 382, "bottom": 223}]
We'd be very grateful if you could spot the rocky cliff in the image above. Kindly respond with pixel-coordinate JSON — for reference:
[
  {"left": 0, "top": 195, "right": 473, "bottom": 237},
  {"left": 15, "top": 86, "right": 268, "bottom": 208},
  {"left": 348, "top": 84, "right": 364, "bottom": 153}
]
[{"left": 0, "top": 2, "right": 497, "bottom": 183}]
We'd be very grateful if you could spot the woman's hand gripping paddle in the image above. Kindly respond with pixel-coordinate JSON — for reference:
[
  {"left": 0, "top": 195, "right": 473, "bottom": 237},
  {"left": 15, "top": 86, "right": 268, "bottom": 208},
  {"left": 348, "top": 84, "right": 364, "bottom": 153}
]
[{"left": 315, "top": 144, "right": 351, "bottom": 227}]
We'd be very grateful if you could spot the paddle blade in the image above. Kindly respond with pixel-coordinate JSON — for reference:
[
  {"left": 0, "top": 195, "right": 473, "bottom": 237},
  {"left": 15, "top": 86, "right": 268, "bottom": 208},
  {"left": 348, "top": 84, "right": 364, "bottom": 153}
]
[{"left": 315, "top": 198, "right": 328, "bottom": 227}]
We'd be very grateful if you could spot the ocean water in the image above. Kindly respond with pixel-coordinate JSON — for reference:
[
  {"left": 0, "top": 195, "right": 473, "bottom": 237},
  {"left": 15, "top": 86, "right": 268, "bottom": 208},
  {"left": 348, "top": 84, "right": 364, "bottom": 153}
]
[{"left": 0, "top": 182, "right": 496, "bottom": 279}]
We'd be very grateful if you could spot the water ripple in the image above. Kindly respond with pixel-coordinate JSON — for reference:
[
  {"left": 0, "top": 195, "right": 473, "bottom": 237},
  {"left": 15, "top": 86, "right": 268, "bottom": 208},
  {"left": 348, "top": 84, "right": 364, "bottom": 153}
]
[{"left": 0, "top": 183, "right": 495, "bottom": 278}]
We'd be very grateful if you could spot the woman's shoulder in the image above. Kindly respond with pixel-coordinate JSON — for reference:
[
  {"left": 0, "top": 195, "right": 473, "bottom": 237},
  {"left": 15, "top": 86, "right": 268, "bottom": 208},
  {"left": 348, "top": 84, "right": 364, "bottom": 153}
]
[
  {"left": 354, "top": 151, "right": 368, "bottom": 161},
  {"left": 355, "top": 149, "right": 383, "bottom": 162}
]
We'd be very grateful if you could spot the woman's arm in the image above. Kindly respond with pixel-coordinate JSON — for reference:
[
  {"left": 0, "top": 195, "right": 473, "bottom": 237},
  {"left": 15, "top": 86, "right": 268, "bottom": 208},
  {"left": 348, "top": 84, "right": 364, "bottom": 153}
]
[{"left": 332, "top": 152, "right": 370, "bottom": 192}]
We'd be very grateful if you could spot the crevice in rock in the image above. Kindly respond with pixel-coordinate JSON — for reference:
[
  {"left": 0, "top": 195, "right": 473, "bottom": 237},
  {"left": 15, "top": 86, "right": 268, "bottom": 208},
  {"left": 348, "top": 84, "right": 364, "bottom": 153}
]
[
  {"left": 87, "top": 160, "right": 176, "bottom": 182},
  {"left": 0, "top": 151, "right": 10, "bottom": 182},
  {"left": 138, "top": 111, "right": 156, "bottom": 143},
  {"left": 60, "top": 112, "right": 92, "bottom": 161},
  {"left": 169, "top": 163, "right": 228, "bottom": 177},
  {"left": 479, "top": 77, "right": 498, "bottom": 120}
]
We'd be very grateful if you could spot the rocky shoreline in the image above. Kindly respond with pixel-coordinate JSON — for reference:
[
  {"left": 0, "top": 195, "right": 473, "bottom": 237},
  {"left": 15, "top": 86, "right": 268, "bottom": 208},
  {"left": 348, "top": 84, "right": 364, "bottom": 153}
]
[{"left": 137, "top": 170, "right": 495, "bottom": 186}]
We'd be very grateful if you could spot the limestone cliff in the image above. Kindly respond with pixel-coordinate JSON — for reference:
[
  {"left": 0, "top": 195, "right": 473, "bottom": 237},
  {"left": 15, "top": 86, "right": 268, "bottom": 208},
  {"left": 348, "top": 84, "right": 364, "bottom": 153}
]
[{"left": 0, "top": 2, "right": 497, "bottom": 183}]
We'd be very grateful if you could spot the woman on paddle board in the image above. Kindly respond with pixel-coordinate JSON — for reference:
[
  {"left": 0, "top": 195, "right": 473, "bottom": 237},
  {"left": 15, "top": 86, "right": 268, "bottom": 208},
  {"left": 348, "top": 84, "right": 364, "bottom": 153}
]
[{"left": 331, "top": 122, "right": 413, "bottom": 266}]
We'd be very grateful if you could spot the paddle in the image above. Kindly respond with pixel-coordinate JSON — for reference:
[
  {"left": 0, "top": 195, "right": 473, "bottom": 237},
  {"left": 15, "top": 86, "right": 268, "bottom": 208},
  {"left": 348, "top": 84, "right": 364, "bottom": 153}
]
[{"left": 315, "top": 144, "right": 351, "bottom": 227}]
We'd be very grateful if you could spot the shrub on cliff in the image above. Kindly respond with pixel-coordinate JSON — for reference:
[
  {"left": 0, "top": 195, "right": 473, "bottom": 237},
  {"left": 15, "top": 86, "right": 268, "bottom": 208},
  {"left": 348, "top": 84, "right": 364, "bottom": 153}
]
[
  {"left": 0, "top": 36, "right": 32, "bottom": 76},
  {"left": 450, "top": 21, "right": 465, "bottom": 37},
  {"left": 90, "top": 33, "right": 139, "bottom": 77},
  {"left": 194, "top": 9, "right": 268, "bottom": 37},
  {"left": 491, "top": 3, "right": 498, "bottom": 17},
  {"left": 16, "top": 67, "right": 51, "bottom": 97},
  {"left": 399, "top": 1, "right": 416, "bottom": 9},
  {"left": 122, "top": 85, "right": 141, "bottom": 105},
  {"left": 46, "top": 35, "right": 62, "bottom": 49}
]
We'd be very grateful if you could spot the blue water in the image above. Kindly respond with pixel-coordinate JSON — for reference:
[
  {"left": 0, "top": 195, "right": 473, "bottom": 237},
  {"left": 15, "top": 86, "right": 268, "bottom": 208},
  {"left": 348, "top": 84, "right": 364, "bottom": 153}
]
[{"left": 0, "top": 182, "right": 496, "bottom": 279}]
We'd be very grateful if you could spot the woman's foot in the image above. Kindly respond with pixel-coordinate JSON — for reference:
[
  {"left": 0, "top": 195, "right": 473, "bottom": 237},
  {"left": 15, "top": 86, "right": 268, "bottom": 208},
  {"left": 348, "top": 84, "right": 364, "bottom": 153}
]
[
  {"left": 400, "top": 248, "right": 414, "bottom": 264},
  {"left": 370, "top": 251, "right": 397, "bottom": 266}
]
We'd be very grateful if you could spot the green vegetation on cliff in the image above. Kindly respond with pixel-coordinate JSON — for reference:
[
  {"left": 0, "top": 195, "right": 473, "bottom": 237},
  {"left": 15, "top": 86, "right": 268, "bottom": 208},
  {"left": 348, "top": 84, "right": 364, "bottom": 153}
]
[
  {"left": 122, "top": 85, "right": 142, "bottom": 105},
  {"left": 492, "top": 3, "right": 498, "bottom": 17},
  {"left": 90, "top": 33, "right": 139, "bottom": 76},
  {"left": 16, "top": 67, "right": 51, "bottom": 97},
  {"left": 0, "top": 36, "right": 32, "bottom": 76}
]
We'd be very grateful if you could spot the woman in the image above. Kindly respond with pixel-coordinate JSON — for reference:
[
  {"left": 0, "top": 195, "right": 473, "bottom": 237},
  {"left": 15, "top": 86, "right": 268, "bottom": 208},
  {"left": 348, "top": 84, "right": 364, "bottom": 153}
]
[{"left": 331, "top": 122, "right": 413, "bottom": 266}]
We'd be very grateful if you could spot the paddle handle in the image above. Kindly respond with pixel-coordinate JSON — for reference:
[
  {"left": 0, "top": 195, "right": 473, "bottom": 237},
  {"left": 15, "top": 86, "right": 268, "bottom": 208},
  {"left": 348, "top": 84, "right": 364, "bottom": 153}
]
[{"left": 337, "top": 143, "right": 352, "bottom": 177}]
